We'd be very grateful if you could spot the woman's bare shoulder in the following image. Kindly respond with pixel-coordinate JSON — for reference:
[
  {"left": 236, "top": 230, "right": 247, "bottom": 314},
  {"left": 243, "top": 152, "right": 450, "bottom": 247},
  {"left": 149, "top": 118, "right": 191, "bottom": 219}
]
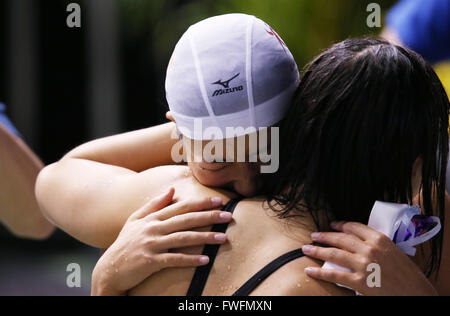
[
  {"left": 139, "top": 164, "right": 192, "bottom": 180},
  {"left": 251, "top": 256, "right": 354, "bottom": 296}
]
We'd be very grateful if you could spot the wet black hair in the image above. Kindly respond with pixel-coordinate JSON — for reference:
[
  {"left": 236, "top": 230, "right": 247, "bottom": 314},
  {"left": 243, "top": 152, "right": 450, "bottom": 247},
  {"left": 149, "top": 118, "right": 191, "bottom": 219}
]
[{"left": 264, "top": 38, "right": 449, "bottom": 275}]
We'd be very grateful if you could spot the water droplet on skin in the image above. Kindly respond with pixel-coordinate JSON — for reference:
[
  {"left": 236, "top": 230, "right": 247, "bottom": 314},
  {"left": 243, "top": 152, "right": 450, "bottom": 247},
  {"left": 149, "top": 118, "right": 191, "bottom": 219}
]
[
  {"left": 305, "top": 279, "right": 310, "bottom": 283},
  {"left": 183, "top": 169, "right": 192, "bottom": 178},
  {"left": 297, "top": 283, "right": 302, "bottom": 288},
  {"left": 227, "top": 265, "right": 231, "bottom": 271},
  {"left": 115, "top": 269, "right": 119, "bottom": 273},
  {"left": 220, "top": 287, "right": 224, "bottom": 292},
  {"left": 125, "top": 257, "right": 128, "bottom": 262}
]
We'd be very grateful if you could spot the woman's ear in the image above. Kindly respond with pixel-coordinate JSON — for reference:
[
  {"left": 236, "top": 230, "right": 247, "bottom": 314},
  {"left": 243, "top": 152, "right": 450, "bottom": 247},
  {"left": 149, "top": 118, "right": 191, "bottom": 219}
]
[{"left": 166, "top": 112, "right": 176, "bottom": 123}]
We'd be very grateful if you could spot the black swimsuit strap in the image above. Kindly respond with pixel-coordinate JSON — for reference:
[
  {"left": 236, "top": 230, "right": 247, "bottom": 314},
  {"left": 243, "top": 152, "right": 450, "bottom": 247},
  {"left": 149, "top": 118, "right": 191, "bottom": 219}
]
[
  {"left": 232, "top": 248, "right": 305, "bottom": 296},
  {"left": 186, "top": 198, "right": 242, "bottom": 297},
  {"left": 186, "top": 199, "right": 307, "bottom": 297}
]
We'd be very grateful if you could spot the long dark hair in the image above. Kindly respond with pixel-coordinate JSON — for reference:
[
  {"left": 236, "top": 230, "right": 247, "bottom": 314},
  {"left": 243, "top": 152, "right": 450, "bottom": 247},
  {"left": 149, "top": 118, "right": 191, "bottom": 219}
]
[{"left": 264, "top": 38, "right": 449, "bottom": 275}]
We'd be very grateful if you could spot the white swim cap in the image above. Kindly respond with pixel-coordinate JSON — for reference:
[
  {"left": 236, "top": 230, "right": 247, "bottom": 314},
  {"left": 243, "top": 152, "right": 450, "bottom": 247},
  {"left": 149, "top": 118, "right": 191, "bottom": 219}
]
[{"left": 166, "top": 13, "right": 300, "bottom": 140}]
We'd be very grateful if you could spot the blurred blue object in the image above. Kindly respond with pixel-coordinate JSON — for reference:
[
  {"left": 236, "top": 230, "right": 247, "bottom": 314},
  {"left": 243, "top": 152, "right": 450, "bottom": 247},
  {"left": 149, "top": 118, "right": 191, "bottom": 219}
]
[
  {"left": 0, "top": 103, "right": 20, "bottom": 137},
  {"left": 387, "top": 0, "right": 450, "bottom": 63}
]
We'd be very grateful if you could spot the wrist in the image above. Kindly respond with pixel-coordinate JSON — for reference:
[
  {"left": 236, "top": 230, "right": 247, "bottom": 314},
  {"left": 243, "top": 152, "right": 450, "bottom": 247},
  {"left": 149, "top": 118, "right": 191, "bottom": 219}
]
[{"left": 91, "top": 260, "right": 126, "bottom": 296}]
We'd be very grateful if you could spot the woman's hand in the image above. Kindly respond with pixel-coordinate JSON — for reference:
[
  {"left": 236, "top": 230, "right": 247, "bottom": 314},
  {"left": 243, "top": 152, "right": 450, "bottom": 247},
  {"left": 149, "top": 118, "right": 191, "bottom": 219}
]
[
  {"left": 302, "top": 221, "right": 438, "bottom": 296},
  {"left": 91, "top": 188, "right": 232, "bottom": 296}
]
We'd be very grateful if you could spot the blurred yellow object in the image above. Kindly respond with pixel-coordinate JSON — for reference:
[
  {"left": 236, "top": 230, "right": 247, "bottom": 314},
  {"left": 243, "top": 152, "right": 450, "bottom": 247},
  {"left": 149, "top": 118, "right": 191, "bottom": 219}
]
[
  {"left": 434, "top": 62, "right": 450, "bottom": 133},
  {"left": 435, "top": 62, "right": 450, "bottom": 98},
  {"left": 435, "top": 61, "right": 450, "bottom": 133}
]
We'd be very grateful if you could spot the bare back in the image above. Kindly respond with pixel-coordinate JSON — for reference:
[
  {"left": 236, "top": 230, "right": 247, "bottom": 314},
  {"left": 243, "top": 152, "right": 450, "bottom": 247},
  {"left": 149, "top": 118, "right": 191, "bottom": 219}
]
[{"left": 126, "top": 167, "right": 350, "bottom": 296}]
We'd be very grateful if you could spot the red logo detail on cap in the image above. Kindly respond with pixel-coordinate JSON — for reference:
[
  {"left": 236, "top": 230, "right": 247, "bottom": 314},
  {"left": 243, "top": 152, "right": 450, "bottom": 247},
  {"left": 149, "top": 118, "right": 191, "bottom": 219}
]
[{"left": 265, "top": 24, "right": 287, "bottom": 54}]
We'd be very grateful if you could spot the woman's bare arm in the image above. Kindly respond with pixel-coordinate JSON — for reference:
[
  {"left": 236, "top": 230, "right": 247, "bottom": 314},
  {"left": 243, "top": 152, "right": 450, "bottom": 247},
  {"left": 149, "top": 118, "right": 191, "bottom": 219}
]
[
  {"left": 0, "top": 124, "right": 54, "bottom": 239},
  {"left": 35, "top": 157, "right": 194, "bottom": 248},
  {"left": 65, "top": 123, "right": 179, "bottom": 172},
  {"left": 35, "top": 122, "right": 188, "bottom": 248},
  {"left": 432, "top": 193, "right": 450, "bottom": 295}
]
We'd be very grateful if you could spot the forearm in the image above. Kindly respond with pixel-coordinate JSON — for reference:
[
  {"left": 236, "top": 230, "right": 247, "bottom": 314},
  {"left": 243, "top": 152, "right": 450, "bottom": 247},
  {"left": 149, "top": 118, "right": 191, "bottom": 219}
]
[
  {"left": 35, "top": 124, "right": 187, "bottom": 248},
  {"left": 36, "top": 158, "right": 140, "bottom": 248},
  {"left": 91, "top": 261, "right": 127, "bottom": 296},
  {"left": 65, "top": 123, "right": 179, "bottom": 172},
  {"left": 0, "top": 124, "right": 54, "bottom": 239}
]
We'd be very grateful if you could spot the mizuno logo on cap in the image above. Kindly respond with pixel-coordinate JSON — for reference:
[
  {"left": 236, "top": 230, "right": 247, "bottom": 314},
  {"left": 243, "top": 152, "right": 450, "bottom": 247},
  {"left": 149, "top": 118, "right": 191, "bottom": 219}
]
[
  {"left": 212, "top": 73, "right": 244, "bottom": 97},
  {"left": 213, "top": 73, "right": 240, "bottom": 88}
]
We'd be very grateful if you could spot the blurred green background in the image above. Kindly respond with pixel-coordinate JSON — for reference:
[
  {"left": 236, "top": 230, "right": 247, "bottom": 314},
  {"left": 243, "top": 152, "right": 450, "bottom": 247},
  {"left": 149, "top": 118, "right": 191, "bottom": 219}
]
[
  {"left": 118, "top": 0, "right": 397, "bottom": 107},
  {"left": 120, "top": 0, "right": 397, "bottom": 65}
]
